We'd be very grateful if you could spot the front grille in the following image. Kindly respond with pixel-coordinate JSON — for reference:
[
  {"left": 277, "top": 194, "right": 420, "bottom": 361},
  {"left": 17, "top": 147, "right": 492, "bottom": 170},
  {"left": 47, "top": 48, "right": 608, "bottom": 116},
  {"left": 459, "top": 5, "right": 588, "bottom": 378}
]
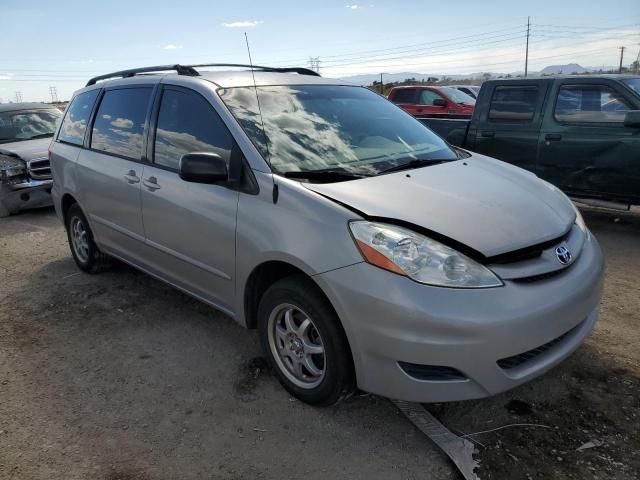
[
  {"left": 497, "top": 322, "right": 581, "bottom": 370},
  {"left": 28, "top": 157, "right": 51, "bottom": 180},
  {"left": 487, "top": 233, "right": 570, "bottom": 265},
  {"left": 512, "top": 268, "right": 566, "bottom": 284},
  {"left": 398, "top": 362, "right": 467, "bottom": 381}
]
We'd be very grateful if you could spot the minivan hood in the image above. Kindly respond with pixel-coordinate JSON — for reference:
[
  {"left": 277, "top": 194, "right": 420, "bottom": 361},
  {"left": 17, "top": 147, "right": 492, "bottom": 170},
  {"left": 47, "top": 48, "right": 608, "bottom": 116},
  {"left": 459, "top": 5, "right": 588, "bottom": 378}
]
[
  {"left": 303, "top": 155, "right": 576, "bottom": 257},
  {"left": 0, "top": 137, "right": 51, "bottom": 162}
]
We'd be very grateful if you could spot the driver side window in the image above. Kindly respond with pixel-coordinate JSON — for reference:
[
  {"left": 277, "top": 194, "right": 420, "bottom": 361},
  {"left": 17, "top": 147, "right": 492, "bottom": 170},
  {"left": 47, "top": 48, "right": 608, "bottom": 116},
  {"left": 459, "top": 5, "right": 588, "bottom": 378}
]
[
  {"left": 154, "top": 88, "right": 233, "bottom": 170},
  {"left": 418, "top": 90, "right": 443, "bottom": 105}
]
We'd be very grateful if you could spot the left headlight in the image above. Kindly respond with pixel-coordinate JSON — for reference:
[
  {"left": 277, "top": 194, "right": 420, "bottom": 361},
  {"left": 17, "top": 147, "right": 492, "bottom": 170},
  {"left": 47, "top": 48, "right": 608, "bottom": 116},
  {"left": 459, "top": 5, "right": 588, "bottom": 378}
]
[
  {"left": 0, "top": 155, "right": 26, "bottom": 178},
  {"left": 349, "top": 221, "right": 503, "bottom": 288}
]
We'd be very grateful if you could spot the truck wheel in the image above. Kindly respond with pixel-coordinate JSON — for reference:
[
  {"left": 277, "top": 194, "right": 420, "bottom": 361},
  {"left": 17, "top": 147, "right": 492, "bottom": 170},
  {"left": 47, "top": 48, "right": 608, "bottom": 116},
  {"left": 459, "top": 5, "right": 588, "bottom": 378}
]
[
  {"left": 257, "top": 275, "right": 355, "bottom": 406},
  {"left": 65, "top": 203, "right": 111, "bottom": 273},
  {"left": 0, "top": 202, "right": 11, "bottom": 218}
]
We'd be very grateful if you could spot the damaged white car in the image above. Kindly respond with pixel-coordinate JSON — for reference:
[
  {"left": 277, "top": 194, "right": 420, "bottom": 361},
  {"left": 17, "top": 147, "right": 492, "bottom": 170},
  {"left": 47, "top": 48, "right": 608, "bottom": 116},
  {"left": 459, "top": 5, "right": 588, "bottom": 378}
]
[{"left": 0, "top": 103, "right": 61, "bottom": 217}]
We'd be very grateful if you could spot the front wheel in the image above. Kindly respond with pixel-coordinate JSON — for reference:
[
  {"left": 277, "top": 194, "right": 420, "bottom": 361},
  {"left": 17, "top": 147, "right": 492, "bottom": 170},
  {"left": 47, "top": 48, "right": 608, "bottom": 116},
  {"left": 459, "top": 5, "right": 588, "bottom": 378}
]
[{"left": 258, "top": 275, "right": 355, "bottom": 406}]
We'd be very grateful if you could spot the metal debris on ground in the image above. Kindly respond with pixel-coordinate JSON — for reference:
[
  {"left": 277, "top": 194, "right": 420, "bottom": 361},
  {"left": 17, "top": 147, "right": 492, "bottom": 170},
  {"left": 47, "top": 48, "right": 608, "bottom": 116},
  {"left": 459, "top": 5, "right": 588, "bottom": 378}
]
[
  {"left": 393, "top": 400, "right": 481, "bottom": 480},
  {"left": 577, "top": 439, "right": 604, "bottom": 451}
]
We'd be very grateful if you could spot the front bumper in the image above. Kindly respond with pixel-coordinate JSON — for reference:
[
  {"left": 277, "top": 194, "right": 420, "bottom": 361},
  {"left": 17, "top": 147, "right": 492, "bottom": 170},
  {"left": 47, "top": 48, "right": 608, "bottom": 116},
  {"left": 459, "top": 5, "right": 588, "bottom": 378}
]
[
  {"left": 315, "top": 231, "right": 604, "bottom": 402},
  {"left": 0, "top": 177, "right": 53, "bottom": 215}
]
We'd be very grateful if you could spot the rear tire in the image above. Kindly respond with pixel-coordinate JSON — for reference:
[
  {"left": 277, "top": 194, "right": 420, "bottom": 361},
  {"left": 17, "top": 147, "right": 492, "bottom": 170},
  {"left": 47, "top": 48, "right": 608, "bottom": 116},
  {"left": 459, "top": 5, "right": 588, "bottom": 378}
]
[
  {"left": 257, "top": 275, "right": 355, "bottom": 406},
  {"left": 65, "top": 203, "right": 111, "bottom": 273}
]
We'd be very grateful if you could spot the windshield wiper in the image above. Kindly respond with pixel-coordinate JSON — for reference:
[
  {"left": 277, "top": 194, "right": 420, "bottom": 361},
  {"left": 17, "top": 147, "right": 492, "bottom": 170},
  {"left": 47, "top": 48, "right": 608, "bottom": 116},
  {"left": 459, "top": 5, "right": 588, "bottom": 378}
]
[
  {"left": 282, "top": 168, "right": 370, "bottom": 183},
  {"left": 378, "top": 158, "right": 448, "bottom": 175},
  {"left": 27, "top": 133, "right": 54, "bottom": 140}
]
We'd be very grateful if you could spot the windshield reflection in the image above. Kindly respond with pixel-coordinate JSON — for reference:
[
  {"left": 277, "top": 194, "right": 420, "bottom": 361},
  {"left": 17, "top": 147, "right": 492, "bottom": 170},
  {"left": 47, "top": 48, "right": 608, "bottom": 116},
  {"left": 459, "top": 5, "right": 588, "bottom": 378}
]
[
  {"left": 219, "top": 85, "right": 457, "bottom": 175},
  {"left": 0, "top": 109, "right": 61, "bottom": 143}
]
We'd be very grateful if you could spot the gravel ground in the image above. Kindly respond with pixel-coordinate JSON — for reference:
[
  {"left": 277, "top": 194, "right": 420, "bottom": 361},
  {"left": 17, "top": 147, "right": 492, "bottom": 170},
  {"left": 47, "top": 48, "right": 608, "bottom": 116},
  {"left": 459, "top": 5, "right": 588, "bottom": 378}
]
[{"left": 0, "top": 206, "right": 638, "bottom": 479}]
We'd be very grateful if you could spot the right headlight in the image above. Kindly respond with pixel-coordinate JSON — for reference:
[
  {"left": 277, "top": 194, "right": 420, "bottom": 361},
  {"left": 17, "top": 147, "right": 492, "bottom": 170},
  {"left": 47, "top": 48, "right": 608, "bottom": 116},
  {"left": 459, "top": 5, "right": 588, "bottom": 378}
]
[{"left": 349, "top": 221, "right": 503, "bottom": 288}]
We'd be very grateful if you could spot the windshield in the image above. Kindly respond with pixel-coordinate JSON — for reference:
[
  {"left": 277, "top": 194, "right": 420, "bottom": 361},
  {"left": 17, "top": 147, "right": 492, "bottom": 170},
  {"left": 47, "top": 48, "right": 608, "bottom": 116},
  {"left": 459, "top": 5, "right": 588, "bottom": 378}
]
[
  {"left": 0, "top": 109, "right": 61, "bottom": 144},
  {"left": 219, "top": 85, "right": 458, "bottom": 175},
  {"left": 622, "top": 77, "right": 640, "bottom": 95},
  {"left": 440, "top": 87, "right": 476, "bottom": 105}
]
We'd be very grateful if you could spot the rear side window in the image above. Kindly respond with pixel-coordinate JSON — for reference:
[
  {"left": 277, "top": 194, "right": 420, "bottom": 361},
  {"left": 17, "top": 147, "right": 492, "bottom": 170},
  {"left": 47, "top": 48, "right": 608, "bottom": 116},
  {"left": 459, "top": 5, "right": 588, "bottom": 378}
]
[
  {"left": 58, "top": 89, "right": 100, "bottom": 145},
  {"left": 153, "top": 89, "right": 233, "bottom": 170},
  {"left": 488, "top": 86, "right": 539, "bottom": 123},
  {"left": 91, "top": 88, "right": 152, "bottom": 160},
  {"left": 391, "top": 89, "right": 417, "bottom": 103},
  {"left": 554, "top": 84, "right": 632, "bottom": 124},
  {"left": 418, "top": 90, "right": 442, "bottom": 104}
]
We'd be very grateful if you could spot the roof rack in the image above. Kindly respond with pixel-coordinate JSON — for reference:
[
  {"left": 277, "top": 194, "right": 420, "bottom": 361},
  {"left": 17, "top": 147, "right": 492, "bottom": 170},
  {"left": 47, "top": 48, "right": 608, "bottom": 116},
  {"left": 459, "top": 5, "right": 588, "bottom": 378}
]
[{"left": 86, "top": 63, "right": 320, "bottom": 86}]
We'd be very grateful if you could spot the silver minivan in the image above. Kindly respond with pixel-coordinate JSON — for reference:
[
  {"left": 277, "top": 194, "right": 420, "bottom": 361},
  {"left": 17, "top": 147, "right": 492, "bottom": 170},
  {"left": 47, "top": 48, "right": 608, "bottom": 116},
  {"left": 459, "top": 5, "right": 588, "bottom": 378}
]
[{"left": 50, "top": 64, "right": 604, "bottom": 406}]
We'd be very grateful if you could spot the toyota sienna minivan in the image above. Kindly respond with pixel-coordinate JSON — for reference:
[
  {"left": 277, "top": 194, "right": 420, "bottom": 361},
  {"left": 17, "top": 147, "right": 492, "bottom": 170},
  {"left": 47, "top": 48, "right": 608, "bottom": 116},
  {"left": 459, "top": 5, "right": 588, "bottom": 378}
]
[{"left": 50, "top": 64, "right": 604, "bottom": 406}]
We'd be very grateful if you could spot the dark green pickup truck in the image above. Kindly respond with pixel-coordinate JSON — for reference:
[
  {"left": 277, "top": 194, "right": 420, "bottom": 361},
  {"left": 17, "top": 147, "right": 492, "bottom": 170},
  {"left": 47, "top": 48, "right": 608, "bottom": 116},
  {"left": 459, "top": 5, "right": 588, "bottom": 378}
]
[{"left": 420, "top": 75, "right": 640, "bottom": 206}]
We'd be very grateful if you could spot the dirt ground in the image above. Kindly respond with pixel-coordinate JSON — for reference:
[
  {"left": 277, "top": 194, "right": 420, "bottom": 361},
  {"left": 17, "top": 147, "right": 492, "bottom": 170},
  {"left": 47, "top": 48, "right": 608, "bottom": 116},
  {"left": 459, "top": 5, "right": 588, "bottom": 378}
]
[{"left": 0, "top": 206, "right": 638, "bottom": 480}]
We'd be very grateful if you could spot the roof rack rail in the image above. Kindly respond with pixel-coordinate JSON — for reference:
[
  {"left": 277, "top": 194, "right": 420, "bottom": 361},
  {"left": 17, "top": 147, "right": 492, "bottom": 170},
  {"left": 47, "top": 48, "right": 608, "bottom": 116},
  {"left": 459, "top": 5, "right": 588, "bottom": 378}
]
[
  {"left": 86, "top": 64, "right": 199, "bottom": 86},
  {"left": 86, "top": 63, "right": 320, "bottom": 86}
]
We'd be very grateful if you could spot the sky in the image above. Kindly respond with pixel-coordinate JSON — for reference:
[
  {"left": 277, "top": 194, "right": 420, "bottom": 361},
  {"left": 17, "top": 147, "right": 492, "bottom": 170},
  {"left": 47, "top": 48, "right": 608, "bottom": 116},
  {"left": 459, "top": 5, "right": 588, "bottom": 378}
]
[{"left": 1, "top": 0, "right": 639, "bottom": 102}]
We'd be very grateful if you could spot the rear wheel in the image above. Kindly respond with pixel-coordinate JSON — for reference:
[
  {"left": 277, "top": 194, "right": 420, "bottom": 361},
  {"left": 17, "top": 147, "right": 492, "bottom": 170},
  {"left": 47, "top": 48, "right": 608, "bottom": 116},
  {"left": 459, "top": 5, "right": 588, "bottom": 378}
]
[
  {"left": 258, "top": 275, "right": 355, "bottom": 406},
  {"left": 65, "top": 203, "right": 111, "bottom": 273}
]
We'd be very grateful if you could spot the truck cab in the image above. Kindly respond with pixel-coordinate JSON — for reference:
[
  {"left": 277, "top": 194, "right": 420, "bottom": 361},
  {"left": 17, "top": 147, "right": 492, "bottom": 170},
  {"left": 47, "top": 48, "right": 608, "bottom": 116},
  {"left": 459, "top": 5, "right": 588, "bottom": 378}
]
[
  {"left": 421, "top": 75, "right": 640, "bottom": 206},
  {"left": 388, "top": 85, "right": 475, "bottom": 118}
]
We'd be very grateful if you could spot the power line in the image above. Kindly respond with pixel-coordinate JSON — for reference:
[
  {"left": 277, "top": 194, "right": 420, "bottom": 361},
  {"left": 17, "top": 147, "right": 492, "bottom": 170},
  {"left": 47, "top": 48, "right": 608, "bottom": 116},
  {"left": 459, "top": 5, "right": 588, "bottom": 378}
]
[{"left": 525, "top": 16, "right": 531, "bottom": 77}]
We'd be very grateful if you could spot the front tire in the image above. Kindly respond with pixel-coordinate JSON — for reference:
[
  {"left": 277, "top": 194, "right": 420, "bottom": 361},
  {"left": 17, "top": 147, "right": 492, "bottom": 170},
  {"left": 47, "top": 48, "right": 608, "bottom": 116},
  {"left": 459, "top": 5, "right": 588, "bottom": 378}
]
[
  {"left": 258, "top": 275, "right": 355, "bottom": 406},
  {"left": 65, "top": 203, "right": 110, "bottom": 273}
]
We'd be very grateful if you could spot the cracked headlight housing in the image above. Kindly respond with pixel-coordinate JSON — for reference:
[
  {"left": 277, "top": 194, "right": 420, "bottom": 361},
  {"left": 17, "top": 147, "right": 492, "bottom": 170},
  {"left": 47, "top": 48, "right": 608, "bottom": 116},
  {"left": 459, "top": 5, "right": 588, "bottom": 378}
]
[
  {"left": 0, "top": 156, "right": 26, "bottom": 178},
  {"left": 349, "top": 221, "right": 503, "bottom": 288}
]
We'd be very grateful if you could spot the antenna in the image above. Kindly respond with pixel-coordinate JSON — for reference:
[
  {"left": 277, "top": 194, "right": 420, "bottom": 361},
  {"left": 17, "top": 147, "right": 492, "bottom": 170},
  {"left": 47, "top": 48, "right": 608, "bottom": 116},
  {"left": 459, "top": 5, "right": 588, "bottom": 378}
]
[{"left": 244, "top": 32, "right": 271, "bottom": 160}]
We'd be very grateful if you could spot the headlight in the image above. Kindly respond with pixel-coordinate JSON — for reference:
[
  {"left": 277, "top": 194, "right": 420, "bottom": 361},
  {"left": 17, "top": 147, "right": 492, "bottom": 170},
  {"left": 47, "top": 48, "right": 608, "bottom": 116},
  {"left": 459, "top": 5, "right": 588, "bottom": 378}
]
[
  {"left": 573, "top": 204, "right": 587, "bottom": 232},
  {"left": 349, "top": 221, "right": 503, "bottom": 288},
  {"left": 0, "top": 156, "right": 26, "bottom": 177}
]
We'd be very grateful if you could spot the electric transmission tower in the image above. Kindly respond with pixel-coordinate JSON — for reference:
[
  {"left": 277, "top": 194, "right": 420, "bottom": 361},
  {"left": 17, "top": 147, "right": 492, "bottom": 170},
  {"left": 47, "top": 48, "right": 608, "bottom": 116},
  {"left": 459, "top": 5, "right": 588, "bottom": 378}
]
[
  {"left": 15, "top": 91, "right": 23, "bottom": 103},
  {"left": 49, "top": 86, "right": 59, "bottom": 103},
  {"left": 308, "top": 57, "right": 321, "bottom": 74}
]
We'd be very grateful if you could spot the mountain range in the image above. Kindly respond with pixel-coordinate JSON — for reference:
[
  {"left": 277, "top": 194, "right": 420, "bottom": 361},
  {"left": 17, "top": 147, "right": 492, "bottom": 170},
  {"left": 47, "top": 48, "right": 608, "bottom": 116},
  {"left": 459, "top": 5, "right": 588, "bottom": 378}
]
[{"left": 333, "top": 64, "right": 616, "bottom": 85}]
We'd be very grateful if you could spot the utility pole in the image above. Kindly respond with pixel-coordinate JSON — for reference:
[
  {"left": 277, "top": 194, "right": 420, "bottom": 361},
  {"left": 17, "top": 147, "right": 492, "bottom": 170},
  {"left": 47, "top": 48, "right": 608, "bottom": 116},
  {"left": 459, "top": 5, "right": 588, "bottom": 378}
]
[
  {"left": 48, "top": 86, "right": 58, "bottom": 103},
  {"left": 618, "top": 46, "right": 626, "bottom": 73},
  {"left": 524, "top": 16, "right": 530, "bottom": 77},
  {"left": 380, "top": 73, "right": 383, "bottom": 94},
  {"left": 308, "top": 57, "right": 321, "bottom": 74}
]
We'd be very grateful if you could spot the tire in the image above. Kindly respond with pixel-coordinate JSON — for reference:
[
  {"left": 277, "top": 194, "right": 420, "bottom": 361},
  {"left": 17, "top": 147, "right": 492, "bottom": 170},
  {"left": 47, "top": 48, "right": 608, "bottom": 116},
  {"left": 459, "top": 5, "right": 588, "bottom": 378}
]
[
  {"left": 257, "top": 274, "right": 355, "bottom": 406},
  {"left": 0, "top": 202, "right": 12, "bottom": 218},
  {"left": 65, "top": 203, "right": 111, "bottom": 273}
]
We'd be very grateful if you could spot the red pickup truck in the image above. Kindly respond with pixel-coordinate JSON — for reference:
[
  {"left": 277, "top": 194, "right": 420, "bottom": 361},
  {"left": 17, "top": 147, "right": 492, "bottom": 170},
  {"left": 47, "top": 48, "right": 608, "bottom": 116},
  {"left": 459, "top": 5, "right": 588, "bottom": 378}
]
[{"left": 387, "top": 85, "right": 475, "bottom": 118}]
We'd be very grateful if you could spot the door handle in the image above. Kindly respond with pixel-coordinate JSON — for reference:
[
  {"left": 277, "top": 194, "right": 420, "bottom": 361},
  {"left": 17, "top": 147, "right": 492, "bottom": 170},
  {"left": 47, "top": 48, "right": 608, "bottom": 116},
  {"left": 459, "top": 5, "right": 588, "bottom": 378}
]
[
  {"left": 143, "top": 176, "right": 161, "bottom": 191},
  {"left": 123, "top": 170, "right": 140, "bottom": 184},
  {"left": 481, "top": 131, "right": 495, "bottom": 138},
  {"left": 545, "top": 133, "right": 562, "bottom": 141}
]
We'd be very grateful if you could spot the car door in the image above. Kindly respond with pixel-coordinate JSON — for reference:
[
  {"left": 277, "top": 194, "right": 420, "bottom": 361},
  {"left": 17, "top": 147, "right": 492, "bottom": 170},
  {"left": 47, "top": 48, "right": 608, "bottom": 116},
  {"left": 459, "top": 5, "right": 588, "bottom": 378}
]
[
  {"left": 537, "top": 80, "right": 640, "bottom": 201},
  {"left": 472, "top": 82, "right": 548, "bottom": 173},
  {"left": 414, "top": 89, "right": 447, "bottom": 117},
  {"left": 76, "top": 85, "right": 153, "bottom": 262},
  {"left": 139, "top": 85, "right": 239, "bottom": 312},
  {"left": 389, "top": 88, "right": 420, "bottom": 116}
]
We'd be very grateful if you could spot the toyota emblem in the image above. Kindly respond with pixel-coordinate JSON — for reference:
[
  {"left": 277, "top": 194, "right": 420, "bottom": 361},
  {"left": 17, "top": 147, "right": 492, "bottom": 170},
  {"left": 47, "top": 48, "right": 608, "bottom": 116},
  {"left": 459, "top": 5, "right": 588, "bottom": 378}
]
[{"left": 556, "top": 245, "right": 572, "bottom": 265}]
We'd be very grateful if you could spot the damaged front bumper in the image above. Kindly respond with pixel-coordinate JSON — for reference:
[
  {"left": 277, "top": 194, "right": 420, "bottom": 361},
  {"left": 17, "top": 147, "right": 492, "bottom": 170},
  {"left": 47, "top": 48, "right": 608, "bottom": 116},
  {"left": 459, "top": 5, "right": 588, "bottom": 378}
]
[{"left": 0, "top": 177, "right": 53, "bottom": 217}]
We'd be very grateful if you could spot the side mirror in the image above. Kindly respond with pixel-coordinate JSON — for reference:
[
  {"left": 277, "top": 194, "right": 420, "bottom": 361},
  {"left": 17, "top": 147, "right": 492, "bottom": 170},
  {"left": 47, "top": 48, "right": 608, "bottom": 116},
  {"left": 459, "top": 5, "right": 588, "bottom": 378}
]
[
  {"left": 432, "top": 98, "right": 447, "bottom": 107},
  {"left": 623, "top": 110, "right": 640, "bottom": 128},
  {"left": 179, "top": 153, "right": 228, "bottom": 184}
]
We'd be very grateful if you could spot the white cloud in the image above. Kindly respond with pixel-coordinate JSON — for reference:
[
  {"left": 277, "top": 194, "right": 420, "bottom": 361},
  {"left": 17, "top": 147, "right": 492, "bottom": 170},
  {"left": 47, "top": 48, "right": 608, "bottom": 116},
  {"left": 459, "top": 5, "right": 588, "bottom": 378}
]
[
  {"left": 222, "top": 20, "right": 263, "bottom": 28},
  {"left": 0, "top": 74, "right": 12, "bottom": 81},
  {"left": 346, "top": 4, "right": 359, "bottom": 9},
  {"left": 163, "top": 44, "right": 183, "bottom": 50}
]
